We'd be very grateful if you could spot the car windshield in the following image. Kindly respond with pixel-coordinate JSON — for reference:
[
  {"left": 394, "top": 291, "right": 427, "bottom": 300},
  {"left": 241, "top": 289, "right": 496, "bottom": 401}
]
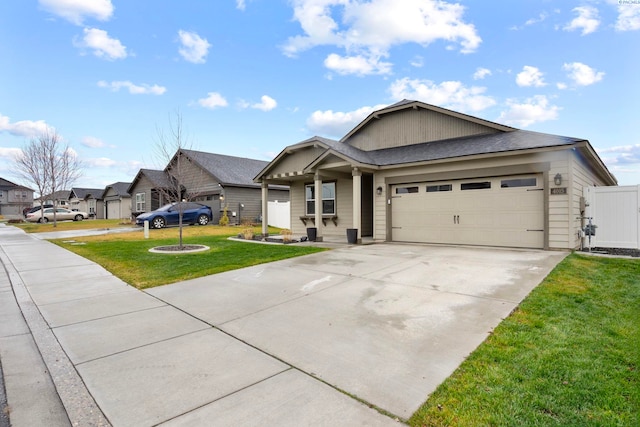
[{"left": 156, "top": 203, "right": 177, "bottom": 212}]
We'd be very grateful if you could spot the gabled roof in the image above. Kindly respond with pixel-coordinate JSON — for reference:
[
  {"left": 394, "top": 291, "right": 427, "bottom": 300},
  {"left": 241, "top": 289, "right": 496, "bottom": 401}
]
[
  {"left": 127, "top": 169, "right": 173, "bottom": 195},
  {"left": 179, "top": 149, "right": 270, "bottom": 187},
  {"left": 0, "top": 177, "right": 33, "bottom": 192},
  {"left": 102, "top": 182, "right": 131, "bottom": 198},
  {"left": 340, "top": 99, "right": 515, "bottom": 142},
  {"left": 39, "top": 190, "right": 70, "bottom": 201},
  {"left": 70, "top": 187, "right": 104, "bottom": 200}
]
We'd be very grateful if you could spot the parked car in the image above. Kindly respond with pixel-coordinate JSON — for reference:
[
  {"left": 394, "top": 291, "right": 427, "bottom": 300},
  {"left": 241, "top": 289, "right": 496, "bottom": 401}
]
[
  {"left": 23, "top": 204, "right": 54, "bottom": 217},
  {"left": 135, "top": 202, "right": 213, "bottom": 229},
  {"left": 25, "top": 207, "right": 89, "bottom": 223}
]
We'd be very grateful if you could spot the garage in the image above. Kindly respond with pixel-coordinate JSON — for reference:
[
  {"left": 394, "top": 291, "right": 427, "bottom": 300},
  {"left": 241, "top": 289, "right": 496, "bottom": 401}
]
[{"left": 391, "top": 174, "right": 544, "bottom": 248}]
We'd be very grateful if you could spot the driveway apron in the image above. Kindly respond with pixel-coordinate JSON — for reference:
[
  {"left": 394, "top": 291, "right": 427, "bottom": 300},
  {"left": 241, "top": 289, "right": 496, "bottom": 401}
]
[{"left": 0, "top": 224, "right": 566, "bottom": 425}]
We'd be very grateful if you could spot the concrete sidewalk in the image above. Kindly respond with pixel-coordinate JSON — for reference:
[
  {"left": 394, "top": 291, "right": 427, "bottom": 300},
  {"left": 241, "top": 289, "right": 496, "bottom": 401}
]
[{"left": 0, "top": 224, "right": 566, "bottom": 426}]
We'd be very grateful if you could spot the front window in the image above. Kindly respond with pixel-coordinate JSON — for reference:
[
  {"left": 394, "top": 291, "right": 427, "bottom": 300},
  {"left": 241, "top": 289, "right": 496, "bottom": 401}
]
[
  {"left": 136, "top": 193, "right": 146, "bottom": 211},
  {"left": 305, "top": 182, "right": 336, "bottom": 215}
]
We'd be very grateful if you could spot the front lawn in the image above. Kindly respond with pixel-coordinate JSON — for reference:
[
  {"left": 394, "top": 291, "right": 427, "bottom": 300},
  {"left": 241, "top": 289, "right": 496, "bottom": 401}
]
[
  {"left": 410, "top": 254, "right": 639, "bottom": 426},
  {"left": 50, "top": 225, "right": 325, "bottom": 289},
  {"left": 12, "top": 218, "right": 132, "bottom": 233}
]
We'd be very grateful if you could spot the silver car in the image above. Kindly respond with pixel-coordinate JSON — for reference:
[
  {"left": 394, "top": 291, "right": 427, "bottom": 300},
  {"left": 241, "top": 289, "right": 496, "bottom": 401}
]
[{"left": 26, "top": 207, "right": 89, "bottom": 223}]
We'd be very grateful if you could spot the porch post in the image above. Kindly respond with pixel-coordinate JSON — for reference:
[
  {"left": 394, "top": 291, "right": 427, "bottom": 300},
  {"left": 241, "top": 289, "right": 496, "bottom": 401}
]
[
  {"left": 261, "top": 181, "right": 269, "bottom": 237},
  {"left": 314, "top": 172, "right": 323, "bottom": 242},
  {"left": 352, "top": 167, "right": 362, "bottom": 243}
]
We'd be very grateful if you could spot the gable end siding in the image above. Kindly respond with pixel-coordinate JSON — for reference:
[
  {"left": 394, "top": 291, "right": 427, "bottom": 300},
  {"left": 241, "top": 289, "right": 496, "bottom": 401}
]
[{"left": 347, "top": 108, "right": 501, "bottom": 151}]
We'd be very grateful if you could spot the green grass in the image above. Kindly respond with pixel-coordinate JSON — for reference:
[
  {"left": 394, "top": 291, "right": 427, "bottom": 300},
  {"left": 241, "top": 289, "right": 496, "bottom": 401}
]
[
  {"left": 409, "top": 254, "right": 640, "bottom": 426},
  {"left": 50, "top": 225, "right": 325, "bottom": 289}
]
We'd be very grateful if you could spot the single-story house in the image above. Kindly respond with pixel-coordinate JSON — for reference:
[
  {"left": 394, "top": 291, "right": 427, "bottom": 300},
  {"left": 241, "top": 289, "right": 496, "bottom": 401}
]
[
  {"left": 102, "top": 182, "right": 132, "bottom": 220},
  {"left": 255, "top": 100, "right": 616, "bottom": 250},
  {"left": 0, "top": 177, "right": 34, "bottom": 217},
  {"left": 129, "top": 150, "right": 289, "bottom": 225},
  {"left": 69, "top": 187, "right": 104, "bottom": 218},
  {"left": 39, "top": 190, "right": 72, "bottom": 208}
]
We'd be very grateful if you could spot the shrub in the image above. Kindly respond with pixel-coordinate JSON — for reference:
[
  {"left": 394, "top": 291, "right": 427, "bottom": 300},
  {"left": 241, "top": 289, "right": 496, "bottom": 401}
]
[
  {"left": 242, "top": 228, "right": 254, "bottom": 240},
  {"left": 281, "top": 228, "right": 292, "bottom": 243},
  {"left": 219, "top": 206, "right": 229, "bottom": 226}
]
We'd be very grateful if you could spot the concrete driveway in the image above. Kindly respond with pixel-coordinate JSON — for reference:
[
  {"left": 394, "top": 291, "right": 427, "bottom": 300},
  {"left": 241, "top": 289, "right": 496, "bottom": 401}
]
[
  {"left": 0, "top": 224, "right": 566, "bottom": 426},
  {"left": 147, "top": 244, "right": 565, "bottom": 420}
]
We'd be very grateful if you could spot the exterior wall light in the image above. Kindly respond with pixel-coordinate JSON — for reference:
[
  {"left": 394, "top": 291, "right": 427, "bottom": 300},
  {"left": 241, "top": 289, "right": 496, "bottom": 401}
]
[
  {"left": 376, "top": 186, "right": 383, "bottom": 196},
  {"left": 554, "top": 173, "right": 563, "bottom": 186}
]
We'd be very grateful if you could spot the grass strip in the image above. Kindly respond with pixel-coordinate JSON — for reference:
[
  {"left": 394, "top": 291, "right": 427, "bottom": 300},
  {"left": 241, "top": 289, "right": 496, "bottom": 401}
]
[{"left": 409, "top": 254, "right": 640, "bottom": 427}]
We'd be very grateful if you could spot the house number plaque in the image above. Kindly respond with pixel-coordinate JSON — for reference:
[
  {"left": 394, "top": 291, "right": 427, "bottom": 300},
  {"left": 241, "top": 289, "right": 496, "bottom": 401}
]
[{"left": 550, "top": 187, "right": 567, "bottom": 195}]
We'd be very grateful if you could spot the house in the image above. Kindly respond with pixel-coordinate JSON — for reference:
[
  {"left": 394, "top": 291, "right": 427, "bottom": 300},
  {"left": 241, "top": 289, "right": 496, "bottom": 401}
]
[
  {"left": 69, "top": 187, "right": 104, "bottom": 218},
  {"left": 255, "top": 100, "right": 616, "bottom": 250},
  {"left": 0, "top": 177, "right": 34, "bottom": 217},
  {"left": 129, "top": 150, "right": 288, "bottom": 225},
  {"left": 39, "top": 190, "right": 71, "bottom": 208},
  {"left": 102, "top": 182, "right": 132, "bottom": 220}
]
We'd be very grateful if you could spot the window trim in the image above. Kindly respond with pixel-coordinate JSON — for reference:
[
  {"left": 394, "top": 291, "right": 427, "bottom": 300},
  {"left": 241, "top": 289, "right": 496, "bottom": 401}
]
[
  {"left": 135, "top": 192, "right": 146, "bottom": 212},
  {"left": 461, "top": 181, "right": 491, "bottom": 191},
  {"left": 305, "top": 181, "right": 336, "bottom": 216}
]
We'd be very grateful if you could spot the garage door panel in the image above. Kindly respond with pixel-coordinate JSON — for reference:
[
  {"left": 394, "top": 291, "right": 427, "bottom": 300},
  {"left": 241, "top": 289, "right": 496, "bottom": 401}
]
[{"left": 392, "top": 175, "right": 543, "bottom": 248}]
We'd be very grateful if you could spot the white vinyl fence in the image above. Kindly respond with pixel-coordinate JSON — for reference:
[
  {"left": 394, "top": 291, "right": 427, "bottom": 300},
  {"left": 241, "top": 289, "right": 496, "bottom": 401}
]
[
  {"left": 584, "top": 185, "right": 640, "bottom": 249},
  {"left": 267, "top": 200, "right": 290, "bottom": 229}
]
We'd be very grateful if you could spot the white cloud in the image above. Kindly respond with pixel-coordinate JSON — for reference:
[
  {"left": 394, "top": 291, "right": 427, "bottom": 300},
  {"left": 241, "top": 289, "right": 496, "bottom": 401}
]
[
  {"left": 615, "top": 3, "right": 640, "bottom": 31},
  {"left": 81, "top": 136, "right": 106, "bottom": 148},
  {"left": 0, "top": 113, "right": 52, "bottom": 137},
  {"left": 410, "top": 55, "right": 424, "bottom": 68},
  {"left": 283, "top": 0, "right": 481, "bottom": 75},
  {"left": 197, "top": 92, "right": 228, "bottom": 109},
  {"left": 39, "top": 0, "right": 113, "bottom": 25},
  {"left": 563, "top": 62, "right": 605, "bottom": 86},
  {"left": 0, "top": 147, "right": 23, "bottom": 160},
  {"left": 251, "top": 95, "right": 278, "bottom": 112},
  {"left": 86, "top": 157, "right": 117, "bottom": 168},
  {"left": 97, "top": 80, "right": 166, "bottom": 95},
  {"left": 236, "top": 0, "right": 246, "bottom": 10},
  {"left": 564, "top": 6, "right": 600, "bottom": 35},
  {"left": 388, "top": 78, "right": 496, "bottom": 112},
  {"left": 473, "top": 67, "right": 491, "bottom": 80},
  {"left": 75, "top": 28, "right": 127, "bottom": 60},
  {"left": 307, "top": 104, "right": 388, "bottom": 137},
  {"left": 324, "top": 53, "right": 392, "bottom": 76},
  {"left": 596, "top": 144, "right": 640, "bottom": 166},
  {"left": 178, "top": 30, "right": 211, "bottom": 64},
  {"left": 498, "top": 95, "right": 560, "bottom": 127},
  {"left": 516, "top": 65, "right": 546, "bottom": 87},
  {"left": 557, "top": 82, "right": 568, "bottom": 90}
]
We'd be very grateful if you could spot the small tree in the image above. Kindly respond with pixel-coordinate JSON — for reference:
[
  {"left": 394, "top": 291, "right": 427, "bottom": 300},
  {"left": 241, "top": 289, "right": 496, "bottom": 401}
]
[
  {"left": 14, "top": 130, "right": 81, "bottom": 226},
  {"left": 153, "top": 113, "right": 207, "bottom": 248}
]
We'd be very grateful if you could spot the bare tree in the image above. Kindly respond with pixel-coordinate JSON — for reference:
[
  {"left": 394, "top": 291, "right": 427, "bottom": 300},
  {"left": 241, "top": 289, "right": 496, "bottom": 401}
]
[
  {"left": 153, "top": 112, "right": 207, "bottom": 248},
  {"left": 14, "top": 130, "right": 82, "bottom": 226}
]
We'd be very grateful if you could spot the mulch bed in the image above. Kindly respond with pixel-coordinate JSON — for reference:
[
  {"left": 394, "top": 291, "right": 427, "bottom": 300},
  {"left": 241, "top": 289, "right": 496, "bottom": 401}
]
[{"left": 581, "top": 247, "right": 640, "bottom": 257}]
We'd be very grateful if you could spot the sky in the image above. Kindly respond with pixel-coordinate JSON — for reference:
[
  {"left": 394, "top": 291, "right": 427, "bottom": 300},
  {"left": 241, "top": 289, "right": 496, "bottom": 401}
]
[{"left": 1, "top": 0, "right": 639, "bottom": 192}]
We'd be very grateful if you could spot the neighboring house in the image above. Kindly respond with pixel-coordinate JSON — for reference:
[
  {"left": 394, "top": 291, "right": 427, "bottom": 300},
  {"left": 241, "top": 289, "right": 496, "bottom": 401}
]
[
  {"left": 128, "top": 169, "right": 175, "bottom": 219},
  {"left": 102, "top": 182, "right": 132, "bottom": 220},
  {"left": 128, "top": 151, "right": 289, "bottom": 225},
  {"left": 69, "top": 187, "right": 104, "bottom": 218},
  {"left": 255, "top": 100, "right": 616, "bottom": 249},
  {"left": 39, "top": 190, "right": 71, "bottom": 208},
  {"left": 0, "top": 177, "right": 34, "bottom": 217}
]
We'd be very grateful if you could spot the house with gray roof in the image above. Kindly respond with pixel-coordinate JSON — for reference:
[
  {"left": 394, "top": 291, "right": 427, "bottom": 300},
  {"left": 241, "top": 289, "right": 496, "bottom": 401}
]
[
  {"left": 255, "top": 100, "right": 616, "bottom": 249},
  {"left": 69, "top": 187, "right": 104, "bottom": 218},
  {"left": 0, "top": 177, "right": 33, "bottom": 218},
  {"left": 128, "top": 152, "right": 289, "bottom": 225},
  {"left": 102, "top": 182, "right": 132, "bottom": 220}
]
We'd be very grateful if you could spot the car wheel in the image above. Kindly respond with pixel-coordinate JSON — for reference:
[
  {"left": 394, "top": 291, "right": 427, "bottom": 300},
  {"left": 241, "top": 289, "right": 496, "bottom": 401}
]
[
  {"left": 152, "top": 217, "right": 166, "bottom": 229},
  {"left": 74, "top": 214, "right": 84, "bottom": 221},
  {"left": 41, "top": 217, "right": 49, "bottom": 223},
  {"left": 197, "top": 214, "right": 209, "bottom": 226}
]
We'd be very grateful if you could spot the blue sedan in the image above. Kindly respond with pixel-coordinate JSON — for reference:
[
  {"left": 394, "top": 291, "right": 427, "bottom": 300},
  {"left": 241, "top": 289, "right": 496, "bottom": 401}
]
[{"left": 135, "top": 202, "right": 213, "bottom": 229}]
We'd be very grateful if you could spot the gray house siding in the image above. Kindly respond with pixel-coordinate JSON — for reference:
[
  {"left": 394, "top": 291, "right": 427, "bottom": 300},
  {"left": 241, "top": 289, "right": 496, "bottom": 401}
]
[
  {"left": 130, "top": 175, "right": 169, "bottom": 217},
  {"left": 221, "top": 186, "right": 289, "bottom": 226},
  {"left": 347, "top": 108, "right": 500, "bottom": 151}
]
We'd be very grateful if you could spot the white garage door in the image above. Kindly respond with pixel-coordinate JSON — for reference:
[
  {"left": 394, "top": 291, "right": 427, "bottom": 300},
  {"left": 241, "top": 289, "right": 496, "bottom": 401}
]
[
  {"left": 391, "top": 175, "right": 544, "bottom": 248},
  {"left": 106, "top": 201, "right": 121, "bottom": 219}
]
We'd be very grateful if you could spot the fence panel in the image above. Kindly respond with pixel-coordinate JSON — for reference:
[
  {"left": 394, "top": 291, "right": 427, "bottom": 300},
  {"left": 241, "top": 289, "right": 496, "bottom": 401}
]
[
  {"left": 584, "top": 185, "right": 640, "bottom": 249},
  {"left": 267, "top": 200, "right": 290, "bottom": 229}
]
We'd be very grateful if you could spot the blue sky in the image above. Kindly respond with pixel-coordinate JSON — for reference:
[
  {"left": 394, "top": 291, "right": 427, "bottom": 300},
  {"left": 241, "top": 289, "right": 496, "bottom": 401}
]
[{"left": 1, "top": 0, "right": 639, "bottom": 191}]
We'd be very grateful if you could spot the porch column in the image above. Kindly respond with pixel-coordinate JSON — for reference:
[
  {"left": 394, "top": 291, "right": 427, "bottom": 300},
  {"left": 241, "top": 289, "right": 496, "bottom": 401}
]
[
  {"left": 261, "top": 181, "right": 269, "bottom": 237},
  {"left": 352, "top": 167, "right": 362, "bottom": 243},
  {"left": 314, "top": 172, "right": 323, "bottom": 242}
]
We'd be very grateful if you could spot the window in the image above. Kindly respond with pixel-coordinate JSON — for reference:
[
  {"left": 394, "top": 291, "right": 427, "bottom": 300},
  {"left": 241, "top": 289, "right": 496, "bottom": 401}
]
[
  {"left": 136, "top": 192, "right": 146, "bottom": 211},
  {"left": 305, "top": 182, "right": 336, "bottom": 215},
  {"left": 461, "top": 181, "right": 491, "bottom": 190},
  {"left": 501, "top": 178, "right": 537, "bottom": 188},
  {"left": 426, "top": 184, "right": 452, "bottom": 192},
  {"left": 395, "top": 186, "right": 419, "bottom": 194}
]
